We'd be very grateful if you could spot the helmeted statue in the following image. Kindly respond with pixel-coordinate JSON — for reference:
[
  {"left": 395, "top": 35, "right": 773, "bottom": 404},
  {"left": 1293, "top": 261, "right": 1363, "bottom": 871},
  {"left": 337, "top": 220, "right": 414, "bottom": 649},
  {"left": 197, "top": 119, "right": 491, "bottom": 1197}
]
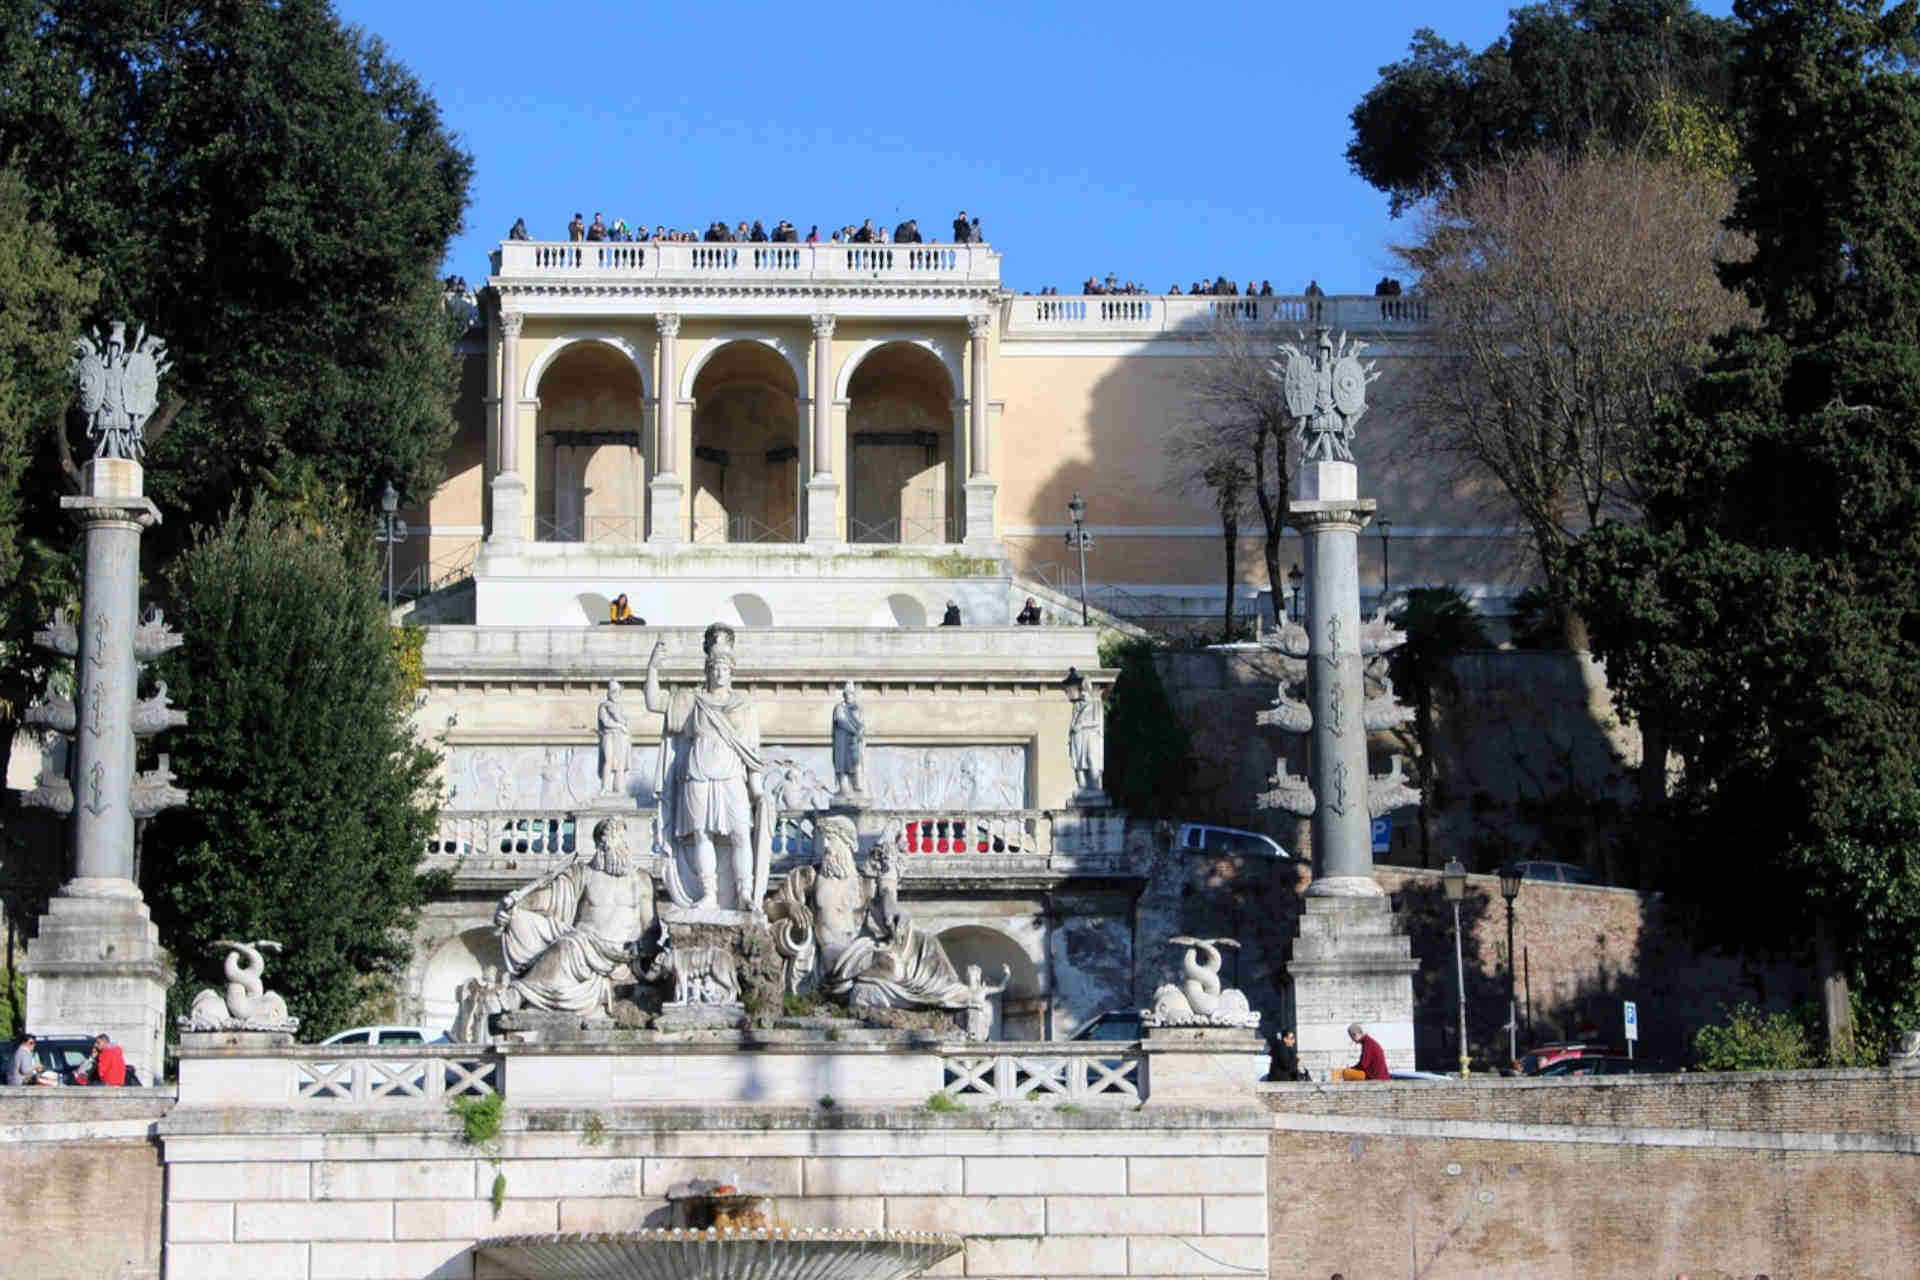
[
  {"left": 646, "top": 623, "right": 773, "bottom": 915},
  {"left": 831, "top": 681, "right": 866, "bottom": 800},
  {"left": 73, "top": 321, "right": 171, "bottom": 461},
  {"left": 1064, "top": 667, "right": 1105, "bottom": 797},
  {"left": 597, "top": 679, "right": 631, "bottom": 796},
  {"left": 1272, "top": 327, "right": 1379, "bottom": 464}
]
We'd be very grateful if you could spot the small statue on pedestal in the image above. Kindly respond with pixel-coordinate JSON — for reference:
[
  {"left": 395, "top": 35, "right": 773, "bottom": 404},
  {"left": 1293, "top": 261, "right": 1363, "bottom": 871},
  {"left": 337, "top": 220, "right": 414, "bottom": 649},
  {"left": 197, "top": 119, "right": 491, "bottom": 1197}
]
[
  {"left": 1064, "top": 667, "right": 1106, "bottom": 801},
  {"left": 597, "top": 680, "right": 631, "bottom": 797},
  {"left": 831, "top": 681, "right": 867, "bottom": 802}
]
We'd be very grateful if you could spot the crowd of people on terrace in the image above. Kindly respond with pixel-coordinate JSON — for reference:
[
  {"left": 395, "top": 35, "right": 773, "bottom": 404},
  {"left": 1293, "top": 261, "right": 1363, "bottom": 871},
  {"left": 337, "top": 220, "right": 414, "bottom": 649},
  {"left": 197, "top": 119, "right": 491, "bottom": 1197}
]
[
  {"left": 1028, "top": 275, "right": 1409, "bottom": 299},
  {"left": 507, "top": 210, "right": 986, "bottom": 246}
]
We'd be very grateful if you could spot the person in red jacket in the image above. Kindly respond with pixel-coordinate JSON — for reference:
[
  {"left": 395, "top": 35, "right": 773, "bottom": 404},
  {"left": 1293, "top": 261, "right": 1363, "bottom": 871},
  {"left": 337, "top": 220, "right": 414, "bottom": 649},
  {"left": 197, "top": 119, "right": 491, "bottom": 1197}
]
[
  {"left": 1346, "top": 1022, "right": 1389, "bottom": 1080},
  {"left": 80, "top": 1033, "right": 126, "bottom": 1086}
]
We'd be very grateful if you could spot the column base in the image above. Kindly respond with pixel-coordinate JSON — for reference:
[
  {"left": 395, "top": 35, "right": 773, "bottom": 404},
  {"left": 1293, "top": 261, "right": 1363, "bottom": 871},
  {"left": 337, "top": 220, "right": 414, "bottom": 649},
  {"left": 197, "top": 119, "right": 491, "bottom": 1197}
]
[
  {"left": 962, "top": 476, "right": 998, "bottom": 550},
  {"left": 487, "top": 472, "right": 528, "bottom": 549},
  {"left": 23, "top": 884, "right": 170, "bottom": 1086},
  {"left": 1286, "top": 893, "right": 1419, "bottom": 1080},
  {"left": 648, "top": 474, "right": 684, "bottom": 545},
  {"left": 805, "top": 475, "right": 840, "bottom": 546}
]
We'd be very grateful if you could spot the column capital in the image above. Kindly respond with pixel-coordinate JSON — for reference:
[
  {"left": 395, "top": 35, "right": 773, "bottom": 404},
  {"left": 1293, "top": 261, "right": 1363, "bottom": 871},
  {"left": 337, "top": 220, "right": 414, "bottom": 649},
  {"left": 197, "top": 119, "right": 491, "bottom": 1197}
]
[
  {"left": 967, "top": 313, "right": 992, "bottom": 340},
  {"left": 657, "top": 312, "right": 682, "bottom": 338},
  {"left": 498, "top": 309, "right": 524, "bottom": 339},
  {"left": 811, "top": 313, "right": 836, "bottom": 338}
]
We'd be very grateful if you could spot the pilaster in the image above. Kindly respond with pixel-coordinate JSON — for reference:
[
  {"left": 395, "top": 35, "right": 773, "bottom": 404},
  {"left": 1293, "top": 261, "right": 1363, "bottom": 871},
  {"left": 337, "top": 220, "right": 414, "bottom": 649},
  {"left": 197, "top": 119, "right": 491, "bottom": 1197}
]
[{"left": 807, "top": 314, "right": 840, "bottom": 546}]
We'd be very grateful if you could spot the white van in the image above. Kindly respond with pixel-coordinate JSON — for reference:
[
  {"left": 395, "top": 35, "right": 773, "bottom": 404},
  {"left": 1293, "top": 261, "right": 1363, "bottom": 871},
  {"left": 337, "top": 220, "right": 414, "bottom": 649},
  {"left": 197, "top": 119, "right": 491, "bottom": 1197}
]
[{"left": 1176, "top": 823, "right": 1290, "bottom": 859}]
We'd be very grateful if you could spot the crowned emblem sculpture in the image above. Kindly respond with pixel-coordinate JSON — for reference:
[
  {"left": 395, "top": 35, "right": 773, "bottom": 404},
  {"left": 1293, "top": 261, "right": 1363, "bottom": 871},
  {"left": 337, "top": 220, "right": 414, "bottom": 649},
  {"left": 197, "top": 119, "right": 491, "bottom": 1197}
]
[
  {"left": 1274, "top": 328, "right": 1378, "bottom": 464},
  {"left": 72, "top": 321, "right": 172, "bottom": 462}
]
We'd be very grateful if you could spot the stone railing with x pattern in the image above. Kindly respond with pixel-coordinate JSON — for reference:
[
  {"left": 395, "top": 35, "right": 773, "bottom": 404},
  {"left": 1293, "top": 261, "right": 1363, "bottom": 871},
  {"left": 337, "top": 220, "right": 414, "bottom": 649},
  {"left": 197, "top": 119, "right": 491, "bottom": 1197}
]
[
  {"left": 292, "top": 1045, "right": 503, "bottom": 1104},
  {"left": 938, "top": 1042, "right": 1142, "bottom": 1105}
]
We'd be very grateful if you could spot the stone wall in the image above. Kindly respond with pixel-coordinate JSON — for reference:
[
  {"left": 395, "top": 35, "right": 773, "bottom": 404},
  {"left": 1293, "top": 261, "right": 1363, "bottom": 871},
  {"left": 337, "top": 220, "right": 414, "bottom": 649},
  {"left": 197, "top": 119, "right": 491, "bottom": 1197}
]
[
  {"left": 0, "top": 1088, "right": 172, "bottom": 1280},
  {"left": 156, "top": 1105, "right": 1271, "bottom": 1280},
  {"left": 1263, "top": 1072, "right": 1919, "bottom": 1280}
]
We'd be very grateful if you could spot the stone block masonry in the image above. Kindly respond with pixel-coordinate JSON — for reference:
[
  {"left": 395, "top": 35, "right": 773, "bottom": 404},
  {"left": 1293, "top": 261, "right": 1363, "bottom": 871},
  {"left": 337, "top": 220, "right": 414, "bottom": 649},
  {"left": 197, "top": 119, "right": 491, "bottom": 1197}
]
[{"left": 154, "top": 1105, "right": 1272, "bottom": 1280}]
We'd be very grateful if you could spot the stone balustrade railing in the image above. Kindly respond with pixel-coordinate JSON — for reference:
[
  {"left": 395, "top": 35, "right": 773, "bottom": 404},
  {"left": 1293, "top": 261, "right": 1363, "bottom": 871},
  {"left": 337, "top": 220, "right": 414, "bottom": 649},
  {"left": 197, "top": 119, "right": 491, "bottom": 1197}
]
[
  {"left": 938, "top": 1042, "right": 1143, "bottom": 1105},
  {"left": 1006, "top": 292, "right": 1431, "bottom": 336},
  {"left": 179, "top": 1043, "right": 505, "bottom": 1106},
  {"left": 494, "top": 238, "right": 1002, "bottom": 286}
]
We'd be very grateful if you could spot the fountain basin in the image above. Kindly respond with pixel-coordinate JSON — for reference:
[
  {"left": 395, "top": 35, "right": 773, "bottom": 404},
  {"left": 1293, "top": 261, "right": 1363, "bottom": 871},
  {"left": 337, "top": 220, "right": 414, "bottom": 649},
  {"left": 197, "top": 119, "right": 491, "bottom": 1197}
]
[{"left": 477, "top": 1227, "right": 964, "bottom": 1280}]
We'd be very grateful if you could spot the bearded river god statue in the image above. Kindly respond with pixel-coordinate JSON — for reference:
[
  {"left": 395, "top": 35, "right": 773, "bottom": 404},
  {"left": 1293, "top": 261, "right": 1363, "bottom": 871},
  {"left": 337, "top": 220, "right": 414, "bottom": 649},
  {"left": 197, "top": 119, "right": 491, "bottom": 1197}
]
[
  {"left": 493, "top": 819, "right": 656, "bottom": 1016},
  {"left": 769, "top": 814, "right": 974, "bottom": 1019}
]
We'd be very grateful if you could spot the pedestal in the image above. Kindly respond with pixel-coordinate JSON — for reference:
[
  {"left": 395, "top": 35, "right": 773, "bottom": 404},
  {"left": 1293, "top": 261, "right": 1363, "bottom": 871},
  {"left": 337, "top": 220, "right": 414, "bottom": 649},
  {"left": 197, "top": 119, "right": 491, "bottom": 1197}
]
[
  {"left": 1285, "top": 893, "right": 1417, "bottom": 1079},
  {"left": 805, "top": 474, "right": 840, "bottom": 546},
  {"left": 488, "top": 472, "right": 528, "bottom": 549},
  {"left": 23, "top": 885, "right": 169, "bottom": 1085},
  {"left": 1138, "top": 1025, "right": 1266, "bottom": 1106},
  {"left": 648, "top": 473, "right": 684, "bottom": 545},
  {"left": 962, "top": 477, "right": 998, "bottom": 550}
]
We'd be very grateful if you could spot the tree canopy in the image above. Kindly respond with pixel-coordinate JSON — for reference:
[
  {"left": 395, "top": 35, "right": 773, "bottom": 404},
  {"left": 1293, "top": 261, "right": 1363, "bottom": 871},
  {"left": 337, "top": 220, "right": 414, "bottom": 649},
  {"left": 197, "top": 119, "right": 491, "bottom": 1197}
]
[
  {"left": 1349, "top": 1, "right": 1738, "bottom": 214},
  {"left": 1567, "top": 0, "right": 1920, "bottom": 1050},
  {"left": 147, "top": 500, "right": 444, "bottom": 1036},
  {"left": 0, "top": 0, "right": 473, "bottom": 527}
]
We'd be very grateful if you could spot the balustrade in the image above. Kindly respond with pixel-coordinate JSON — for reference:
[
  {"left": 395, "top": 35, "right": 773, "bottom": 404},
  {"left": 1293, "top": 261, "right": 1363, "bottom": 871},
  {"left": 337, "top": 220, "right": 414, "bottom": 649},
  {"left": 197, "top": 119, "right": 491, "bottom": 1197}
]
[
  {"left": 293, "top": 1045, "right": 503, "bottom": 1104},
  {"left": 425, "top": 811, "right": 581, "bottom": 861},
  {"left": 495, "top": 239, "right": 999, "bottom": 285},
  {"left": 1007, "top": 292, "right": 1431, "bottom": 335},
  {"left": 938, "top": 1043, "right": 1142, "bottom": 1105}
]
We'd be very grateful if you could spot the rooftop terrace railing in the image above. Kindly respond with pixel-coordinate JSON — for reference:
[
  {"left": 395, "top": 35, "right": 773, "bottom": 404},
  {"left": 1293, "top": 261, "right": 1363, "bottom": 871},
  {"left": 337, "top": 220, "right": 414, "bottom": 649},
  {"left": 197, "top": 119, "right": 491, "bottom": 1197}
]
[
  {"left": 1007, "top": 292, "right": 1431, "bottom": 336},
  {"left": 494, "top": 238, "right": 1002, "bottom": 286}
]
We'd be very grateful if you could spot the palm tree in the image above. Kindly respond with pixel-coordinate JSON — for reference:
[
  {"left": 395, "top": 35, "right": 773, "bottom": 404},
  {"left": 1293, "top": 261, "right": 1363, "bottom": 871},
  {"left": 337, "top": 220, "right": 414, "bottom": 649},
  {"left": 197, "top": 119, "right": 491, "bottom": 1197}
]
[{"left": 1387, "top": 587, "right": 1491, "bottom": 866}]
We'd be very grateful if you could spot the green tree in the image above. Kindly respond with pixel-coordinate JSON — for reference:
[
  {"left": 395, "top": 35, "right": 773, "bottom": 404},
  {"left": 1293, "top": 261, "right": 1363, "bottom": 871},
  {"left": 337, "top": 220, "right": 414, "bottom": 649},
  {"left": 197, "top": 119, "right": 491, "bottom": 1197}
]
[
  {"left": 1349, "top": 1, "right": 1737, "bottom": 214},
  {"left": 1387, "top": 588, "right": 1491, "bottom": 867},
  {"left": 1567, "top": 0, "right": 1920, "bottom": 1053},
  {"left": 1098, "top": 636, "right": 1193, "bottom": 819},
  {"left": 0, "top": 0, "right": 472, "bottom": 525},
  {"left": 145, "top": 500, "right": 443, "bottom": 1036}
]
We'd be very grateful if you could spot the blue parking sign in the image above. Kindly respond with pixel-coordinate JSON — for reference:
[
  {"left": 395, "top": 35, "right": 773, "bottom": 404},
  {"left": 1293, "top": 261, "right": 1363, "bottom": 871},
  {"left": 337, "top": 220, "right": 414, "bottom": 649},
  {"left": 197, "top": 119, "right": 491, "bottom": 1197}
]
[{"left": 1370, "top": 818, "right": 1391, "bottom": 854}]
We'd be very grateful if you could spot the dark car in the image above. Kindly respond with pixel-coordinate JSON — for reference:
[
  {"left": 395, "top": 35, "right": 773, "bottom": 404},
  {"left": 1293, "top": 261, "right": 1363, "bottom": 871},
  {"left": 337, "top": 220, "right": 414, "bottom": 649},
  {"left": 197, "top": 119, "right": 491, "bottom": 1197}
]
[
  {"left": 1068, "top": 1010, "right": 1143, "bottom": 1043},
  {"left": 1532, "top": 1055, "right": 1675, "bottom": 1077},
  {"left": 6, "top": 1035, "right": 99, "bottom": 1085},
  {"left": 1517, "top": 1041, "right": 1618, "bottom": 1075}
]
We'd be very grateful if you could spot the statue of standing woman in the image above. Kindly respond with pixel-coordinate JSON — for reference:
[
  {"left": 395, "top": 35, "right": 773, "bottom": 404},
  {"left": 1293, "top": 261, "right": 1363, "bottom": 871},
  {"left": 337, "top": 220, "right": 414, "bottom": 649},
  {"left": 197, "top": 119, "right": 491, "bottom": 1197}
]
[
  {"left": 597, "top": 680, "right": 631, "bottom": 797},
  {"left": 832, "top": 681, "right": 866, "bottom": 801}
]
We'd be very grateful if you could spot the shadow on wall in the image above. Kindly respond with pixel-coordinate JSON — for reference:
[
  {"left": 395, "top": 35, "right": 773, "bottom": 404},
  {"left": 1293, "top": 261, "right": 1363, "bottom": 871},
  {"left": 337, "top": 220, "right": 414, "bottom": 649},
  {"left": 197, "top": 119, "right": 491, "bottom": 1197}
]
[{"left": 1167, "top": 851, "right": 1311, "bottom": 1038}]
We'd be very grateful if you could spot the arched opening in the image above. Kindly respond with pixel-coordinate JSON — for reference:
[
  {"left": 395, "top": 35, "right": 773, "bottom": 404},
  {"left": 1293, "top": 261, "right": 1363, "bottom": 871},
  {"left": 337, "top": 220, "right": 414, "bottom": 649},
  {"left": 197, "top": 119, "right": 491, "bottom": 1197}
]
[
  {"left": 866, "top": 593, "right": 928, "bottom": 628},
  {"left": 727, "top": 592, "right": 774, "bottom": 628},
  {"left": 847, "top": 343, "right": 956, "bottom": 544},
  {"left": 690, "top": 341, "right": 802, "bottom": 543},
  {"left": 418, "top": 926, "right": 501, "bottom": 1035},
  {"left": 938, "top": 925, "right": 1044, "bottom": 1041},
  {"left": 533, "top": 342, "right": 648, "bottom": 543}
]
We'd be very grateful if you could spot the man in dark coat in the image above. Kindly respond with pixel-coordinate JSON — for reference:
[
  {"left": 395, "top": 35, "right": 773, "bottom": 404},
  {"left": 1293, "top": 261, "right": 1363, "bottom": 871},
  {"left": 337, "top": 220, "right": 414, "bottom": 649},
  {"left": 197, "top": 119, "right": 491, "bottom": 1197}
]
[
  {"left": 894, "top": 218, "right": 921, "bottom": 244},
  {"left": 953, "top": 211, "right": 971, "bottom": 243}
]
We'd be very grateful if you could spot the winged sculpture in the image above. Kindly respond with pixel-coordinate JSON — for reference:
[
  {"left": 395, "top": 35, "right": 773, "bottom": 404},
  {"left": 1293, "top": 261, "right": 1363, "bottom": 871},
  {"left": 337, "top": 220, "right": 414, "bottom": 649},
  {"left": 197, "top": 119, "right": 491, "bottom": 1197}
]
[
  {"left": 72, "top": 321, "right": 171, "bottom": 462},
  {"left": 1271, "top": 328, "right": 1380, "bottom": 464}
]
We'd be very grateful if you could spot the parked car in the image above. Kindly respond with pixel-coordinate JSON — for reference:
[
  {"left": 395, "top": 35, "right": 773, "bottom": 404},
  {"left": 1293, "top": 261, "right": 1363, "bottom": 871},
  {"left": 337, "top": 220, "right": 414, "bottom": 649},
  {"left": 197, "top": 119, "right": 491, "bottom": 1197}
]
[
  {"left": 1510, "top": 859, "right": 1597, "bottom": 885},
  {"left": 1517, "top": 1041, "right": 1617, "bottom": 1075},
  {"left": 1068, "top": 1010, "right": 1143, "bottom": 1043},
  {"left": 1532, "top": 1055, "right": 1675, "bottom": 1077},
  {"left": 1177, "top": 824, "right": 1290, "bottom": 859},
  {"left": 315, "top": 1025, "right": 450, "bottom": 1048},
  {"left": 5, "top": 1034, "right": 98, "bottom": 1085}
]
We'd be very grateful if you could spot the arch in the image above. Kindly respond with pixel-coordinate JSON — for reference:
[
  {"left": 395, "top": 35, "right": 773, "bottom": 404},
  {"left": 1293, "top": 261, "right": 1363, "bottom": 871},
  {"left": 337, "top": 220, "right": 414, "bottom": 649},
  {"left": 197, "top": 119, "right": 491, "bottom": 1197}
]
[
  {"left": 834, "top": 333, "right": 961, "bottom": 401},
  {"left": 418, "top": 926, "right": 500, "bottom": 1036},
  {"left": 691, "top": 342, "right": 804, "bottom": 544},
  {"left": 938, "top": 925, "right": 1044, "bottom": 1041},
  {"left": 861, "top": 593, "right": 926, "bottom": 628},
  {"left": 521, "top": 331, "right": 652, "bottom": 401},
  {"left": 727, "top": 592, "right": 775, "bottom": 628},
  {"left": 680, "top": 331, "right": 807, "bottom": 400},
  {"left": 534, "top": 343, "right": 648, "bottom": 543},
  {"left": 847, "top": 342, "right": 958, "bottom": 545}
]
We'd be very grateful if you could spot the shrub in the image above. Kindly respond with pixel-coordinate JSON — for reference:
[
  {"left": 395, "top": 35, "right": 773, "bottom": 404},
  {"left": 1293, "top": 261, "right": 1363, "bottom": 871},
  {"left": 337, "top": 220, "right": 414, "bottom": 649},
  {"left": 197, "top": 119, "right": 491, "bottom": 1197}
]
[{"left": 1693, "top": 1003, "right": 1814, "bottom": 1071}]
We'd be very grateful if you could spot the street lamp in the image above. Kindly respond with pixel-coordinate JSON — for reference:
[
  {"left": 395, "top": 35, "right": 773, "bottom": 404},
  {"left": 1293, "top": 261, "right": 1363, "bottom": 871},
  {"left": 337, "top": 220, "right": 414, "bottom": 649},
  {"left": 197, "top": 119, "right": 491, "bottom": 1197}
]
[
  {"left": 1377, "top": 517, "right": 1393, "bottom": 611},
  {"left": 1065, "top": 492, "right": 1092, "bottom": 626},
  {"left": 1443, "top": 857, "right": 1470, "bottom": 1078},
  {"left": 377, "top": 481, "right": 408, "bottom": 614},
  {"left": 1287, "top": 562, "right": 1304, "bottom": 623},
  {"left": 1499, "top": 862, "right": 1524, "bottom": 1066}
]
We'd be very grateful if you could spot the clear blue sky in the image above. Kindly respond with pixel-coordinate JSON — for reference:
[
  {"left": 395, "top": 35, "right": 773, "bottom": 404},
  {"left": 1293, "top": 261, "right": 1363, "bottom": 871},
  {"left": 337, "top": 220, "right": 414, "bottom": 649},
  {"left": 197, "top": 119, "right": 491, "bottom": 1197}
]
[{"left": 336, "top": 0, "right": 1736, "bottom": 298}]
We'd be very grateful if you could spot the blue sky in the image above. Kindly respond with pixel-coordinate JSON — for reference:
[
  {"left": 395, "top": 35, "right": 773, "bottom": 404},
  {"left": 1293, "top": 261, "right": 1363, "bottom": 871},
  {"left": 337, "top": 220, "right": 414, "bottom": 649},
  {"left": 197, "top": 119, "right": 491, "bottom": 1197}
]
[{"left": 337, "top": 0, "right": 1736, "bottom": 298}]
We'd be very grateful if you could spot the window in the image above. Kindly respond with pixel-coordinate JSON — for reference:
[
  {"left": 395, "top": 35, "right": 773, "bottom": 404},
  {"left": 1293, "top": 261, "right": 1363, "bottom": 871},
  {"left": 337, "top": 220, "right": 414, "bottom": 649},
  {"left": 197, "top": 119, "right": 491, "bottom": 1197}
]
[{"left": 381, "top": 1030, "right": 426, "bottom": 1044}]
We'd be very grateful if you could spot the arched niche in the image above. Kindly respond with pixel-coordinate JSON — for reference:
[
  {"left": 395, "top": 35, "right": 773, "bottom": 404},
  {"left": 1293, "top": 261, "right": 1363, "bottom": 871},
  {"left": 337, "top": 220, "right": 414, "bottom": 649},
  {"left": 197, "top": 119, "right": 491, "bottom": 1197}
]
[
  {"left": 690, "top": 341, "right": 803, "bottom": 544},
  {"left": 865, "top": 592, "right": 928, "bottom": 628},
  {"left": 533, "top": 341, "right": 649, "bottom": 543},
  {"left": 938, "top": 925, "right": 1044, "bottom": 1041},
  {"left": 845, "top": 342, "right": 958, "bottom": 545},
  {"left": 419, "top": 926, "right": 501, "bottom": 1037}
]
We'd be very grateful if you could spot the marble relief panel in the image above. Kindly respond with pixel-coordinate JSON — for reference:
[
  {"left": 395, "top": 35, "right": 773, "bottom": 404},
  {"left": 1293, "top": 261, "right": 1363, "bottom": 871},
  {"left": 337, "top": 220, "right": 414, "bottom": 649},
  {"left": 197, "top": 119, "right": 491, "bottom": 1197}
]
[{"left": 446, "top": 744, "right": 1026, "bottom": 812}]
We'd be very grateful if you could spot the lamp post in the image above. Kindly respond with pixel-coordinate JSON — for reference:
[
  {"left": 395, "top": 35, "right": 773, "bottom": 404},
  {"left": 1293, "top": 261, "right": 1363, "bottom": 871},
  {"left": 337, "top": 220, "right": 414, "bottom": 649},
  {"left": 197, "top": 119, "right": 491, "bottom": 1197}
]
[
  {"left": 1377, "top": 517, "right": 1393, "bottom": 611},
  {"left": 377, "top": 481, "right": 408, "bottom": 614},
  {"left": 1065, "top": 492, "right": 1092, "bottom": 626},
  {"left": 1443, "top": 857, "right": 1470, "bottom": 1077},
  {"left": 1287, "top": 562, "right": 1304, "bottom": 623},
  {"left": 1499, "top": 862, "right": 1523, "bottom": 1066}
]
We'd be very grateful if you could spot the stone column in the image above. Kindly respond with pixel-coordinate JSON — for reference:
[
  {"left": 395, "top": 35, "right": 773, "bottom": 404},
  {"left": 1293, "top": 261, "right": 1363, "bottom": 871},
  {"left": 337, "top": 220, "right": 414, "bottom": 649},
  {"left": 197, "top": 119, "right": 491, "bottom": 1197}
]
[
  {"left": 649, "top": 313, "right": 683, "bottom": 543},
  {"left": 962, "top": 313, "right": 998, "bottom": 549},
  {"left": 488, "top": 308, "right": 527, "bottom": 549},
  {"left": 806, "top": 313, "right": 840, "bottom": 545}
]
